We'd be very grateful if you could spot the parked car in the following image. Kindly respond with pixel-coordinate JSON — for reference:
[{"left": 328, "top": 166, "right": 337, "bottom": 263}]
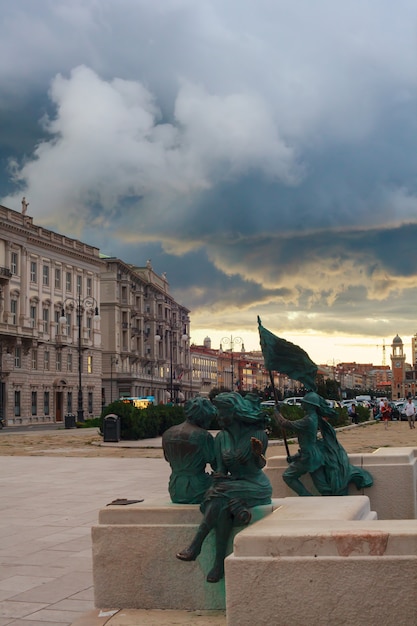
[
  {"left": 326, "top": 399, "right": 342, "bottom": 409},
  {"left": 282, "top": 397, "right": 304, "bottom": 406},
  {"left": 260, "top": 400, "right": 277, "bottom": 407},
  {"left": 341, "top": 399, "right": 357, "bottom": 409}
]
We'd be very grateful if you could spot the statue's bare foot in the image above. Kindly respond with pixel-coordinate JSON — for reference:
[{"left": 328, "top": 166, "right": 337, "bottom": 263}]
[
  {"left": 176, "top": 547, "right": 198, "bottom": 561},
  {"left": 206, "top": 563, "right": 224, "bottom": 583}
]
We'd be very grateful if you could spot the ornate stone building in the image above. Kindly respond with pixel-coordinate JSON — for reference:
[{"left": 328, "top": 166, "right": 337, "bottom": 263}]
[
  {"left": 100, "top": 258, "right": 191, "bottom": 404},
  {"left": 0, "top": 204, "right": 103, "bottom": 425}
]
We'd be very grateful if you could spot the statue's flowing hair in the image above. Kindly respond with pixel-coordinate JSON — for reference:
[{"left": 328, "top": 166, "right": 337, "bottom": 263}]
[
  {"left": 213, "top": 392, "right": 266, "bottom": 426},
  {"left": 185, "top": 396, "right": 217, "bottom": 425}
]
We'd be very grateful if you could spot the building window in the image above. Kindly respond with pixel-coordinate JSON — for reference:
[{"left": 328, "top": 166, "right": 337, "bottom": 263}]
[
  {"left": 44, "top": 391, "right": 50, "bottom": 415},
  {"left": 76, "top": 275, "right": 82, "bottom": 295},
  {"left": 42, "top": 308, "right": 49, "bottom": 333},
  {"left": 67, "top": 353, "right": 73, "bottom": 372},
  {"left": 31, "top": 391, "right": 37, "bottom": 416},
  {"left": 87, "top": 316, "right": 92, "bottom": 339},
  {"left": 66, "top": 272, "right": 72, "bottom": 292},
  {"left": 11, "top": 299, "right": 17, "bottom": 325},
  {"left": 11, "top": 252, "right": 18, "bottom": 275},
  {"left": 87, "top": 277, "right": 92, "bottom": 296},
  {"left": 55, "top": 268, "right": 61, "bottom": 289},
  {"left": 30, "top": 261, "right": 37, "bottom": 283},
  {"left": 87, "top": 355, "right": 93, "bottom": 374},
  {"left": 32, "top": 349, "right": 38, "bottom": 370},
  {"left": 14, "top": 346, "right": 21, "bottom": 368},
  {"left": 30, "top": 305, "right": 37, "bottom": 328},
  {"left": 56, "top": 351, "right": 62, "bottom": 372},
  {"left": 88, "top": 392, "right": 93, "bottom": 414},
  {"left": 44, "top": 351, "right": 50, "bottom": 370},
  {"left": 14, "top": 391, "right": 21, "bottom": 417},
  {"left": 42, "top": 265, "right": 49, "bottom": 286},
  {"left": 67, "top": 392, "right": 73, "bottom": 414},
  {"left": 54, "top": 310, "right": 61, "bottom": 326}
]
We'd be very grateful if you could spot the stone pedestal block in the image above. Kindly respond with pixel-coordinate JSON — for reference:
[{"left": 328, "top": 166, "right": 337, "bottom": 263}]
[
  {"left": 226, "top": 515, "right": 417, "bottom": 626},
  {"left": 265, "top": 446, "right": 417, "bottom": 519},
  {"left": 92, "top": 498, "right": 279, "bottom": 610}
]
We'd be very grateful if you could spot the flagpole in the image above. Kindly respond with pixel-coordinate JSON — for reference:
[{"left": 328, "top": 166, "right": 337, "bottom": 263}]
[{"left": 268, "top": 370, "right": 290, "bottom": 457}]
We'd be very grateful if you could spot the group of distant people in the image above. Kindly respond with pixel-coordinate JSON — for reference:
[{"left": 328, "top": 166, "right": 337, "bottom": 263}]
[
  {"left": 348, "top": 397, "right": 417, "bottom": 430},
  {"left": 372, "top": 397, "right": 416, "bottom": 430}
]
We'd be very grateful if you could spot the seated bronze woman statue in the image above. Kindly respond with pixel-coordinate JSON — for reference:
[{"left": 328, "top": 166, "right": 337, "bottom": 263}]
[{"left": 176, "top": 392, "right": 272, "bottom": 583}]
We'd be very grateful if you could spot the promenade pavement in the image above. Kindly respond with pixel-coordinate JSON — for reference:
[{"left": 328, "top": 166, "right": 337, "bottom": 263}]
[{"left": 0, "top": 431, "right": 227, "bottom": 626}]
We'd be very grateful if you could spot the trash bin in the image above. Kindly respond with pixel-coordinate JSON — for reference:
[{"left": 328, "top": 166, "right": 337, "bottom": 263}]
[
  {"left": 103, "top": 413, "right": 121, "bottom": 442},
  {"left": 64, "top": 413, "right": 76, "bottom": 429}
]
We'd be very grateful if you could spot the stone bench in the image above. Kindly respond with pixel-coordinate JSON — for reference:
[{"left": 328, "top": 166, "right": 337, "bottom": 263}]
[
  {"left": 92, "top": 497, "right": 282, "bottom": 610},
  {"left": 92, "top": 495, "right": 374, "bottom": 611},
  {"left": 226, "top": 510, "right": 416, "bottom": 625}
]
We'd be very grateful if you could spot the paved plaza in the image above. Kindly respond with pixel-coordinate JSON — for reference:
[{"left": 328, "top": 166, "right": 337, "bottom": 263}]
[{"left": 0, "top": 453, "right": 172, "bottom": 625}]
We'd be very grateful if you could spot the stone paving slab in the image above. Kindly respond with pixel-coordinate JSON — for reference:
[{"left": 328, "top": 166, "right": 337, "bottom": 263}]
[{"left": 0, "top": 457, "right": 170, "bottom": 626}]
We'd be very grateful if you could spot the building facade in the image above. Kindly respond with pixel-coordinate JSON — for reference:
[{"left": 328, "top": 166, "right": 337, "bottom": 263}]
[
  {"left": 100, "top": 258, "right": 191, "bottom": 405},
  {"left": 0, "top": 205, "right": 102, "bottom": 425}
]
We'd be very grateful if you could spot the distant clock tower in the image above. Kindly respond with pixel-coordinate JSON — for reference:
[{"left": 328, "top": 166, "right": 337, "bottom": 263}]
[{"left": 390, "top": 334, "right": 405, "bottom": 399}]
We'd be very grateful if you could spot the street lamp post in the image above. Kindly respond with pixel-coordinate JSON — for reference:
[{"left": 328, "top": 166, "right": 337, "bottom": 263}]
[
  {"left": 221, "top": 335, "right": 244, "bottom": 391},
  {"left": 60, "top": 294, "right": 100, "bottom": 422}
]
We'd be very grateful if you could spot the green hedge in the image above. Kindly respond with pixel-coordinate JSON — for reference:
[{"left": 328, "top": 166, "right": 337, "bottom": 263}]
[
  {"left": 100, "top": 399, "right": 358, "bottom": 442},
  {"left": 100, "top": 401, "right": 185, "bottom": 440}
]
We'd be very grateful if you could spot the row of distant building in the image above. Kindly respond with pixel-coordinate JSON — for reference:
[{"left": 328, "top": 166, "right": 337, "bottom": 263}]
[
  {"left": 0, "top": 202, "right": 412, "bottom": 426},
  {"left": 319, "top": 334, "right": 417, "bottom": 400}
]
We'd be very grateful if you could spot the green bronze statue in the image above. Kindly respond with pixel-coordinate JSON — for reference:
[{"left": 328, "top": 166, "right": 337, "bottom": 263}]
[
  {"left": 176, "top": 392, "right": 272, "bottom": 583},
  {"left": 275, "top": 392, "right": 373, "bottom": 496},
  {"left": 162, "top": 396, "right": 217, "bottom": 504}
]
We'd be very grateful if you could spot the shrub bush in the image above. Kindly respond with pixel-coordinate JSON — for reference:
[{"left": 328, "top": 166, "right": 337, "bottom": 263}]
[
  {"left": 77, "top": 417, "right": 101, "bottom": 428},
  {"left": 100, "top": 401, "right": 185, "bottom": 440}
]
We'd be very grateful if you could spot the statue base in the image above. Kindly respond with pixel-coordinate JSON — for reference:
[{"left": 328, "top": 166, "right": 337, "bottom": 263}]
[{"left": 92, "top": 498, "right": 279, "bottom": 610}]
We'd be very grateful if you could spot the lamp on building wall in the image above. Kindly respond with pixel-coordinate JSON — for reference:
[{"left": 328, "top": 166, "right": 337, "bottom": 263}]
[
  {"left": 221, "top": 335, "right": 244, "bottom": 391},
  {"left": 59, "top": 294, "right": 100, "bottom": 421},
  {"left": 110, "top": 355, "right": 118, "bottom": 403}
]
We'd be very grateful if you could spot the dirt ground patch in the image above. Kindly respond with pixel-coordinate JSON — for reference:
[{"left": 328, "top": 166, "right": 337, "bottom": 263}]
[
  {"left": 0, "top": 428, "right": 163, "bottom": 458},
  {"left": 0, "top": 420, "right": 416, "bottom": 457}
]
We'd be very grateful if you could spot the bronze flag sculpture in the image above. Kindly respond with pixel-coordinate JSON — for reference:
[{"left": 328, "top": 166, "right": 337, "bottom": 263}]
[{"left": 258, "top": 317, "right": 373, "bottom": 497}]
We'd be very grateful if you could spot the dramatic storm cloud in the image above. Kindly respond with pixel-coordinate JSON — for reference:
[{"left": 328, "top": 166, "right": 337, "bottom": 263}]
[{"left": 2, "top": 0, "right": 417, "bottom": 362}]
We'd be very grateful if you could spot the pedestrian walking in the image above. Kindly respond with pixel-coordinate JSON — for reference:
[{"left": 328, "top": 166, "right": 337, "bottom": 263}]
[
  {"left": 381, "top": 400, "right": 392, "bottom": 430},
  {"left": 404, "top": 398, "right": 416, "bottom": 429}
]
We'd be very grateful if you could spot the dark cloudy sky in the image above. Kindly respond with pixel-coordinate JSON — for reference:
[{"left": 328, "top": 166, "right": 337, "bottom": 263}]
[{"left": 1, "top": 0, "right": 417, "bottom": 364}]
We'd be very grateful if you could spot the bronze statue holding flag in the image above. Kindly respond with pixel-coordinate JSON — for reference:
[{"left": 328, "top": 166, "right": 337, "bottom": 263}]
[{"left": 258, "top": 317, "right": 373, "bottom": 497}]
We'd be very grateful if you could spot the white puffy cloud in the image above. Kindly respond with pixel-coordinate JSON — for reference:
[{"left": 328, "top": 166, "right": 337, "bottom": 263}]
[
  {"left": 2, "top": 65, "right": 301, "bottom": 233},
  {"left": 2, "top": 0, "right": 417, "bottom": 359}
]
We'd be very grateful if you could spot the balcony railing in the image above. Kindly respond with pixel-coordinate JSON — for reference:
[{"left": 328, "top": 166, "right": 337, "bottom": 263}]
[{"left": 0, "top": 266, "right": 12, "bottom": 279}]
